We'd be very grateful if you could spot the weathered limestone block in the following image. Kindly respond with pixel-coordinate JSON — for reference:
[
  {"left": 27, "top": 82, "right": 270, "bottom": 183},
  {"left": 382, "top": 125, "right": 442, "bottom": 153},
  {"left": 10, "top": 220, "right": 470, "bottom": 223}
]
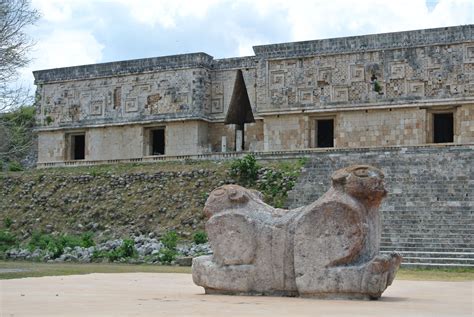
[{"left": 192, "top": 165, "right": 402, "bottom": 299}]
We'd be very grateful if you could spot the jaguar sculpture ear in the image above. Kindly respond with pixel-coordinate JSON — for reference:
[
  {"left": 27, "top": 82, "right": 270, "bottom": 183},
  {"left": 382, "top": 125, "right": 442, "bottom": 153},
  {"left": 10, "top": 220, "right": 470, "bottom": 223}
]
[
  {"left": 228, "top": 188, "right": 249, "bottom": 203},
  {"left": 331, "top": 168, "right": 349, "bottom": 187}
]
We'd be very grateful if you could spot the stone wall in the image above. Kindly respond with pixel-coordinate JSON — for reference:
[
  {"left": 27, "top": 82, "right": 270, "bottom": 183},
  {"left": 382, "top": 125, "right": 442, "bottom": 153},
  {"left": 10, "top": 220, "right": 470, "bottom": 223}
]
[
  {"left": 336, "top": 108, "right": 426, "bottom": 147},
  {"left": 87, "top": 125, "right": 143, "bottom": 161},
  {"left": 256, "top": 40, "right": 474, "bottom": 113},
  {"left": 208, "top": 123, "right": 235, "bottom": 152},
  {"left": 456, "top": 104, "right": 474, "bottom": 143},
  {"left": 165, "top": 121, "right": 209, "bottom": 156},
  {"left": 35, "top": 67, "right": 211, "bottom": 129},
  {"left": 244, "top": 120, "right": 264, "bottom": 151},
  {"left": 37, "top": 131, "right": 65, "bottom": 163},
  {"left": 263, "top": 115, "right": 309, "bottom": 151},
  {"left": 287, "top": 145, "right": 473, "bottom": 208}
]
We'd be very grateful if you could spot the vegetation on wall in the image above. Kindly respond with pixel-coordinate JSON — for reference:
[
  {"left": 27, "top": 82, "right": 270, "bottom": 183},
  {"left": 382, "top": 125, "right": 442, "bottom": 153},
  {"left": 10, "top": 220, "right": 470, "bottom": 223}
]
[
  {"left": 1, "top": 0, "right": 40, "bottom": 169},
  {"left": 0, "top": 106, "right": 36, "bottom": 170},
  {"left": 0, "top": 157, "right": 307, "bottom": 263},
  {"left": 229, "top": 154, "right": 306, "bottom": 208}
]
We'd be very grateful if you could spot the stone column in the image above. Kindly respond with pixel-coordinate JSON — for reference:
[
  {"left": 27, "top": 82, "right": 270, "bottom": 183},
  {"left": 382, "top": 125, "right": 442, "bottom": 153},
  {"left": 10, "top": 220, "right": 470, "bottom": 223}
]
[
  {"left": 236, "top": 130, "right": 243, "bottom": 152},
  {"left": 221, "top": 136, "right": 227, "bottom": 152}
]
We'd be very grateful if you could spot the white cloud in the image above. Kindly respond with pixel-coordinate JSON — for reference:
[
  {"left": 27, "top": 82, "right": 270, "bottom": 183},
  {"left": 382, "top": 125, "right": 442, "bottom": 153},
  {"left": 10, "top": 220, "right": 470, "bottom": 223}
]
[
  {"left": 17, "top": 29, "right": 104, "bottom": 89},
  {"left": 13, "top": 0, "right": 474, "bottom": 93},
  {"left": 33, "top": 30, "right": 104, "bottom": 69},
  {"left": 243, "top": 0, "right": 473, "bottom": 42},
  {"left": 31, "top": 0, "right": 73, "bottom": 22},
  {"left": 116, "top": 0, "right": 222, "bottom": 28}
]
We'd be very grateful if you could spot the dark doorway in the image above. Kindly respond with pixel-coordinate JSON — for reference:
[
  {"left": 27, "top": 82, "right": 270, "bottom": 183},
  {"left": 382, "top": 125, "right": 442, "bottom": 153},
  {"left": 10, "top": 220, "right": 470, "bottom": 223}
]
[
  {"left": 72, "top": 134, "right": 85, "bottom": 160},
  {"left": 151, "top": 129, "right": 165, "bottom": 155},
  {"left": 433, "top": 113, "right": 453, "bottom": 143},
  {"left": 225, "top": 69, "right": 255, "bottom": 151},
  {"left": 317, "top": 119, "right": 334, "bottom": 147}
]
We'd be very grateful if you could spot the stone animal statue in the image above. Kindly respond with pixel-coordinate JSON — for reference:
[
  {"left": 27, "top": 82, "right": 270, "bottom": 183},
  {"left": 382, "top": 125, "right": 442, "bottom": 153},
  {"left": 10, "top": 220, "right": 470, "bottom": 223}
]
[{"left": 192, "top": 165, "right": 402, "bottom": 299}]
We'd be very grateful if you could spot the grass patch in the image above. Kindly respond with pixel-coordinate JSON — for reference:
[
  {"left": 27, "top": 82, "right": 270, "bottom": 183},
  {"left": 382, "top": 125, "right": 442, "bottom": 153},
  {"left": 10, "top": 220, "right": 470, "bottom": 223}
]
[
  {"left": 0, "top": 260, "right": 190, "bottom": 279},
  {"left": 397, "top": 267, "right": 474, "bottom": 281},
  {"left": 1, "top": 261, "right": 472, "bottom": 281}
]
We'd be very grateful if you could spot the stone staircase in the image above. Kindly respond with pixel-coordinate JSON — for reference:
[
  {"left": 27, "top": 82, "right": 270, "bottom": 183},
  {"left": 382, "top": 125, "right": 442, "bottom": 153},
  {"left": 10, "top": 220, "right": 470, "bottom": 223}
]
[
  {"left": 380, "top": 214, "right": 474, "bottom": 267},
  {"left": 286, "top": 144, "right": 474, "bottom": 268}
]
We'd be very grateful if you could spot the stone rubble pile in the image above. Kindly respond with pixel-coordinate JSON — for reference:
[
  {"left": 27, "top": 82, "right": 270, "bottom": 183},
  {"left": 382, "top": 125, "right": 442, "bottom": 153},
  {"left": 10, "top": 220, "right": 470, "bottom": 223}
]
[{"left": 5, "top": 235, "right": 211, "bottom": 265}]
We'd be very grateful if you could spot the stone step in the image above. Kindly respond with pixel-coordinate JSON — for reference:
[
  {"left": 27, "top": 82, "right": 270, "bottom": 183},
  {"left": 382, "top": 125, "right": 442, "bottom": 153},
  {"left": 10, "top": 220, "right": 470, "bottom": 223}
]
[
  {"left": 381, "top": 242, "right": 474, "bottom": 249},
  {"left": 382, "top": 224, "right": 473, "bottom": 230},
  {"left": 382, "top": 232, "right": 474, "bottom": 238},
  {"left": 381, "top": 238, "right": 474, "bottom": 245},
  {"left": 382, "top": 230, "right": 474, "bottom": 236},
  {"left": 381, "top": 250, "right": 474, "bottom": 259},
  {"left": 382, "top": 221, "right": 472, "bottom": 227},
  {"left": 380, "top": 212, "right": 472, "bottom": 217},
  {"left": 380, "top": 250, "right": 474, "bottom": 267},
  {"left": 401, "top": 257, "right": 474, "bottom": 265},
  {"left": 400, "top": 262, "right": 474, "bottom": 268},
  {"left": 381, "top": 246, "right": 474, "bottom": 253},
  {"left": 382, "top": 214, "right": 473, "bottom": 219},
  {"left": 382, "top": 212, "right": 473, "bottom": 220},
  {"left": 381, "top": 237, "right": 473, "bottom": 243},
  {"left": 383, "top": 229, "right": 473, "bottom": 235}
]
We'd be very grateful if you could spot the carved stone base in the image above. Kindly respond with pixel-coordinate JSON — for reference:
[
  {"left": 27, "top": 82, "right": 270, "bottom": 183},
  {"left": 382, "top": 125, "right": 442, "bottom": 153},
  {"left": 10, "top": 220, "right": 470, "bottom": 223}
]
[{"left": 204, "top": 288, "right": 299, "bottom": 297}]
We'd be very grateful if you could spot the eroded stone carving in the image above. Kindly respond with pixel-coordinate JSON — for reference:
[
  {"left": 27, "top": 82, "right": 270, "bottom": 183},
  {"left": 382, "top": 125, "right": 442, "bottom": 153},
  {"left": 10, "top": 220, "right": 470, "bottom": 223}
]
[{"left": 192, "top": 165, "right": 402, "bottom": 299}]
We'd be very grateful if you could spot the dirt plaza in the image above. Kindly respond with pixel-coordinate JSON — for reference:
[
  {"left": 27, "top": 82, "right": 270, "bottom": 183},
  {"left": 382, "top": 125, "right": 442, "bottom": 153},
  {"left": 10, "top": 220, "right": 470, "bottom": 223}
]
[{"left": 1, "top": 273, "right": 472, "bottom": 317}]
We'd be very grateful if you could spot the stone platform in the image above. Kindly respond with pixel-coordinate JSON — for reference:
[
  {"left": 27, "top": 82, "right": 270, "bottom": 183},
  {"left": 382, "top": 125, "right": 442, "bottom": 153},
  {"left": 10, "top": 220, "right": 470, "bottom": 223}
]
[{"left": 1, "top": 273, "right": 472, "bottom": 317}]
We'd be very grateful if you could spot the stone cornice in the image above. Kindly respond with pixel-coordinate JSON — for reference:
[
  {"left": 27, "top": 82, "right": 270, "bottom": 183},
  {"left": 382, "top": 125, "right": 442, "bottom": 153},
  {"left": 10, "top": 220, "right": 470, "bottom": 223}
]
[
  {"left": 33, "top": 53, "right": 214, "bottom": 84},
  {"left": 253, "top": 25, "right": 474, "bottom": 58}
]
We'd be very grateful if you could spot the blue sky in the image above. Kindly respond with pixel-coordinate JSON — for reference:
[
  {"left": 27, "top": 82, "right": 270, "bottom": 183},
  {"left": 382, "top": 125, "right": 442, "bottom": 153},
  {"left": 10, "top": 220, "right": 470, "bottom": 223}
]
[{"left": 16, "top": 0, "right": 474, "bottom": 89}]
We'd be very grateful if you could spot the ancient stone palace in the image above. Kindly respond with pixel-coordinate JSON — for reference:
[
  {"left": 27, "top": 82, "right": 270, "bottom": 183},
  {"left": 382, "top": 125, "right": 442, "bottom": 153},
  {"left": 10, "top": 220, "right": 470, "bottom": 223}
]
[{"left": 33, "top": 25, "right": 474, "bottom": 166}]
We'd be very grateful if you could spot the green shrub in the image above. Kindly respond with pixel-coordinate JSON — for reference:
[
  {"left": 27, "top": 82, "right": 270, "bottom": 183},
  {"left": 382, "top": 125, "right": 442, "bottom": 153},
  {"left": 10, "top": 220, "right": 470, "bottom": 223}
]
[
  {"left": 8, "top": 161, "right": 23, "bottom": 172},
  {"left": 200, "top": 191, "right": 209, "bottom": 202},
  {"left": 3, "top": 217, "right": 13, "bottom": 228},
  {"left": 0, "top": 230, "right": 17, "bottom": 252},
  {"left": 229, "top": 154, "right": 260, "bottom": 186},
  {"left": 46, "top": 240, "right": 64, "bottom": 258},
  {"left": 120, "top": 239, "right": 136, "bottom": 257},
  {"left": 374, "top": 80, "right": 383, "bottom": 93},
  {"left": 158, "top": 248, "right": 177, "bottom": 264},
  {"left": 45, "top": 116, "right": 54, "bottom": 125},
  {"left": 91, "top": 249, "right": 107, "bottom": 261},
  {"left": 28, "top": 231, "right": 54, "bottom": 251},
  {"left": 26, "top": 232, "right": 62, "bottom": 258},
  {"left": 254, "top": 160, "right": 305, "bottom": 208},
  {"left": 161, "top": 231, "right": 178, "bottom": 250},
  {"left": 106, "top": 239, "right": 137, "bottom": 262},
  {"left": 106, "top": 250, "right": 121, "bottom": 262},
  {"left": 193, "top": 230, "right": 208, "bottom": 244},
  {"left": 27, "top": 232, "right": 96, "bottom": 259},
  {"left": 80, "top": 232, "right": 95, "bottom": 248}
]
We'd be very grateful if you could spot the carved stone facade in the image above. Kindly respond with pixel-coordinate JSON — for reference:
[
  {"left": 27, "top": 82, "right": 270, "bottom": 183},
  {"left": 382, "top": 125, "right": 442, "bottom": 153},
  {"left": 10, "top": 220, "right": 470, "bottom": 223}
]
[{"left": 33, "top": 25, "right": 474, "bottom": 164}]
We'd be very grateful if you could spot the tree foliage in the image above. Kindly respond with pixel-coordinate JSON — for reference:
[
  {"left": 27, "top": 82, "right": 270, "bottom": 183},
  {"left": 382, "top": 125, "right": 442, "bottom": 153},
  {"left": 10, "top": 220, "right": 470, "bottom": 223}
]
[
  {"left": 0, "top": 0, "right": 40, "bottom": 88},
  {"left": 0, "top": 105, "right": 35, "bottom": 168},
  {"left": 0, "top": 0, "right": 39, "bottom": 167}
]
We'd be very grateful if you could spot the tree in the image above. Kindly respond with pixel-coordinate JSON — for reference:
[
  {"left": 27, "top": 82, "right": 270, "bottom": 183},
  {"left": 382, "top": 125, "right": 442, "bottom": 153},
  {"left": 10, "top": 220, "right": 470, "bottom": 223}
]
[{"left": 0, "top": 0, "right": 39, "bottom": 168}]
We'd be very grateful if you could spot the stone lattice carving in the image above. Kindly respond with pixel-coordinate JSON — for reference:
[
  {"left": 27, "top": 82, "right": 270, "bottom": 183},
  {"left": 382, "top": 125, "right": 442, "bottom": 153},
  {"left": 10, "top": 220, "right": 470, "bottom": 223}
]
[{"left": 192, "top": 165, "right": 402, "bottom": 299}]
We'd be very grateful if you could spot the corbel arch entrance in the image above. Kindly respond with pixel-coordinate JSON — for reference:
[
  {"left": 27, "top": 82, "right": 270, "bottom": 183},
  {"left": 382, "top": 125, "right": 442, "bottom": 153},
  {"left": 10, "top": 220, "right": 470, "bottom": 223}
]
[{"left": 224, "top": 69, "right": 255, "bottom": 151}]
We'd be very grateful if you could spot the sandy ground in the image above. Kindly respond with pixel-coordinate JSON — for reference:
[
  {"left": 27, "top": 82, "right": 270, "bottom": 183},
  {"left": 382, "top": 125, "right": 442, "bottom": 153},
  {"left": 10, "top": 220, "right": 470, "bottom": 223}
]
[{"left": 1, "top": 273, "right": 472, "bottom": 317}]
